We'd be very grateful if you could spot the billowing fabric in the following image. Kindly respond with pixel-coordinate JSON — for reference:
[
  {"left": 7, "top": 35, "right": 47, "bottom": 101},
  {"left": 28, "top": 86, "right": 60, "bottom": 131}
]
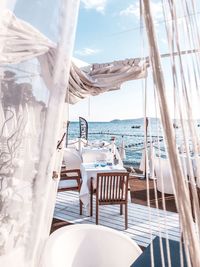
[
  {"left": 0, "top": 9, "right": 147, "bottom": 105},
  {"left": 0, "top": 10, "right": 55, "bottom": 64},
  {"left": 68, "top": 58, "right": 147, "bottom": 103},
  {"left": 0, "top": 1, "right": 80, "bottom": 266}
]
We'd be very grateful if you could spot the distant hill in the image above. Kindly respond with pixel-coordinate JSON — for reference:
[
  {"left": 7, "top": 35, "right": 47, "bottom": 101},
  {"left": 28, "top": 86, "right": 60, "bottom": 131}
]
[{"left": 110, "top": 117, "right": 159, "bottom": 123}]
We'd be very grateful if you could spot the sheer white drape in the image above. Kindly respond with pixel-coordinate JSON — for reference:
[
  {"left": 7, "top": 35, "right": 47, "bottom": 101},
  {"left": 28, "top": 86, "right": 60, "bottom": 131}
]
[
  {"left": 0, "top": 1, "right": 80, "bottom": 267},
  {"left": 0, "top": 9, "right": 148, "bottom": 105}
]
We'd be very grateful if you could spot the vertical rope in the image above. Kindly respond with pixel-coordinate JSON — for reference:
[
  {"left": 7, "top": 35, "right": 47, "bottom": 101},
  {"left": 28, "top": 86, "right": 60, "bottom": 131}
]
[{"left": 142, "top": 0, "right": 200, "bottom": 266}]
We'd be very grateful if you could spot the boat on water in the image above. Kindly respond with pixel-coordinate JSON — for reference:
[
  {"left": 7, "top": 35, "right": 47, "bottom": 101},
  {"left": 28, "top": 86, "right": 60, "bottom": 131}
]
[
  {"left": 1, "top": 1, "right": 200, "bottom": 267},
  {"left": 173, "top": 122, "right": 179, "bottom": 129},
  {"left": 131, "top": 125, "right": 141, "bottom": 129}
]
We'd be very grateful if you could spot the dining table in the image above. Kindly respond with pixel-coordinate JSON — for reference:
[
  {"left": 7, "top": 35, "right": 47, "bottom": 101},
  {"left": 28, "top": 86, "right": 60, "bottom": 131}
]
[{"left": 79, "top": 162, "right": 126, "bottom": 209}]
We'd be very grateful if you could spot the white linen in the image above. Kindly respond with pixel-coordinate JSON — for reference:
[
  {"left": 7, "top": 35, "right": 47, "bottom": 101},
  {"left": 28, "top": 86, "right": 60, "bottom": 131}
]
[
  {"left": 82, "top": 146, "right": 109, "bottom": 153},
  {"left": 154, "top": 157, "right": 175, "bottom": 194},
  {"left": 179, "top": 155, "right": 200, "bottom": 187},
  {"left": 58, "top": 180, "right": 78, "bottom": 189},
  {"left": 0, "top": 10, "right": 147, "bottom": 105},
  {"left": 0, "top": 2, "right": 80, "bottom": 267},
  {"left": 62, "top": 148, "right": 82, "bottom": 169},
  {"left": 82, "top": 149, "right": 112, "bottom": 163},
  {"left": 80, "top": 163, "right": 126, "bottom": 206}
]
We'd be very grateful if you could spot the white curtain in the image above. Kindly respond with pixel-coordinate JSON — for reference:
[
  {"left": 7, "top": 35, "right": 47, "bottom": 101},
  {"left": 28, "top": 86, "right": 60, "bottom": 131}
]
[
  {"left": 0, "top": 1, "right": 80, "bottom": 267},
  {"left": 0, "top": 9, "right": 55, "bottom": 64},
  {"left": 0, "top": 9, "right": 148, "bottom": 105}
]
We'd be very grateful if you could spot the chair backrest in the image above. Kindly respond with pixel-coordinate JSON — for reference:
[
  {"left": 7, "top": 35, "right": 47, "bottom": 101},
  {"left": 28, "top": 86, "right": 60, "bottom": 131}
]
[
  {"left": 96, "top": 172, "right": 129, "bottom": 203},
  {"left": 41, "top": 224, "right": 142, "bottom": 267}
]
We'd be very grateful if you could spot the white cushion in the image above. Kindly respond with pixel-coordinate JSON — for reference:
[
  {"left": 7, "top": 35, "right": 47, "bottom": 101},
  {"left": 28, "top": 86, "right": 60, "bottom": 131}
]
[
  {"left": 58, "top": 180, "right": 78, "bottom": 189},
  {"left": 62, "top": 148, "right": 82, "bottom": 169}
]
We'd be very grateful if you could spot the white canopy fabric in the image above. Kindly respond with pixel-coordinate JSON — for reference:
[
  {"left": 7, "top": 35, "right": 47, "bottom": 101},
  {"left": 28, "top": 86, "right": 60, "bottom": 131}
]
[
  {"left": 0, "top": 9, "right": 148, "bottom": 104},
  {"left": 68, "top": 58, "right": 147, "bottom": 103}
]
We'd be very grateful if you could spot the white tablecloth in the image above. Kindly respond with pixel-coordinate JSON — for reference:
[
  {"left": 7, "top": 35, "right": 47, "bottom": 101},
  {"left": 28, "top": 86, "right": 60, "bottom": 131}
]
[
  {"left": 179, "top": 154, "right": 200, "bottom": 187},
  {"left": 80, "top": 163, "right": 126, "bottom": 206}
]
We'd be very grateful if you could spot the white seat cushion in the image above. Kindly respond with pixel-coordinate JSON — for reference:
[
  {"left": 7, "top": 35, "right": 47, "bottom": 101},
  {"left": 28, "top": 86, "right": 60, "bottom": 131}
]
[
  {"left": 62, "top": 148, "right": 82, "bottom": 169},
  {"left": 58, "top": 180, "right": 78, "bottom": 189}
]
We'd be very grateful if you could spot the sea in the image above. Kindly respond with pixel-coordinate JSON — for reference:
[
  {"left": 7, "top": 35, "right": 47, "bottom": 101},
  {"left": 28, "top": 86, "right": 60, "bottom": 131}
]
[{"left": 67, "top": 118, "right": 165, "bottom": 167}]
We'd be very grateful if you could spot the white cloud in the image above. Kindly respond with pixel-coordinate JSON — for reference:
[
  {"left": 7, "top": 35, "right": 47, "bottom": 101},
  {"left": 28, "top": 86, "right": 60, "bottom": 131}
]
[
  {"left": 120, "top": 2, "right": 163, "bottom": 22},
  {"left": 119, "top": 4, "right": 139, "bottom": 17},
  {"left": 75, "top": 48, "right": 101, "bottom": 56},
  {"left": 81, "top": 0, "right": 107, "bottom": 13}
]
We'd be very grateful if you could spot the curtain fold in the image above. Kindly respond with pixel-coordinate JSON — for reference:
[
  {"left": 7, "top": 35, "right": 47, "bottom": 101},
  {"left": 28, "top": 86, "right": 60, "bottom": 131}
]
[
  {"left": 0, "top": 1, "right": 80, "bottom": 267},
  {"left": 67, "top": 59, "right": 148, "bottom": 103},
  {"left": 0, "top": 10, "right": 55, "bottom": 65},
  {"left": 0, "top": 9, "right": 148, "bottom": 105}
]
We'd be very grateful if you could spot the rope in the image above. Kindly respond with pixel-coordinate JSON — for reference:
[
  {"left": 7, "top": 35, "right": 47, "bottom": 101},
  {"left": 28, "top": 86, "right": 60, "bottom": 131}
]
[
  {"left": 68, "top": 140, "right": 79, "bottom": 145},
  {"left": 124, "top": 137, "right": 163, "bottom": 149},
  {"left": 68, "top": 134, "right": 164, "bottom": 152},
  {"left": 87, "top": 132, "right": 163, "bottom": 138}
]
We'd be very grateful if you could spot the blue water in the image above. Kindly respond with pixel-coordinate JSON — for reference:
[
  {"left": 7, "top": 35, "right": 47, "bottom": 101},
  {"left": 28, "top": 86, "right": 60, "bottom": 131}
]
[{"left": 67, "top": 118, "right": 164, "bottom": 167}]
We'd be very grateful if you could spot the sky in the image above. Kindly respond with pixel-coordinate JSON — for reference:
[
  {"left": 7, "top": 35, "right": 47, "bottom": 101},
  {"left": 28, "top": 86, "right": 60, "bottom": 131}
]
[
  {"left": 71, "top": 0, "right": 152, "bottom": 121},
  {"left": 8, "top": 0, "right": 200, "bottom": 122},
  {"left": 69, "top": 0, "right": 200, "bottom": 122}
]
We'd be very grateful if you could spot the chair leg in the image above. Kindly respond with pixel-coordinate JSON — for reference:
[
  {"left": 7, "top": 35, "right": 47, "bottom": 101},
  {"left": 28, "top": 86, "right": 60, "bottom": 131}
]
[
  {"left": 125, "top": 203, "right": 128, "bottom": 230},
  {"left": 120, "top": 204, "right": 123, "bottom": 215},
  {"left": 90, "top": 179, "right": 93, "bottom": 217},
  {"left": 79, "top": 200, "right": 82, "bottom": 215},
  {"left": 96, "top": 202, "right": 99, "bottom": 225}
]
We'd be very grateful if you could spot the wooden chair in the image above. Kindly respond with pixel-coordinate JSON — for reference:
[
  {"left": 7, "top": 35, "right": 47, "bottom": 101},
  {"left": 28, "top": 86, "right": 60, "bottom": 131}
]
[
  {"left": 90, "top": 172, "right": 129, "bottom": 229},
  {"left": 58, "top": 169, "right": 82, "bottom": 215}
]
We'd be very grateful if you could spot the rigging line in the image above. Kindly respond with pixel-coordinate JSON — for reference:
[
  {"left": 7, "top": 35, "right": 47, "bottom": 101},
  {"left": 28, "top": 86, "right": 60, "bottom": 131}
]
[
  {"left": 104, "top": 11, "right": 200, "bottom": 37},
  {"left": 85, "top": 132, "right": 163, "bottom": 138},
  {"left": 91, "top": 48, "right": 200, "bottom": 68},
  {"left": 158, "top": 48, "right": 200, "bottom": 59}
]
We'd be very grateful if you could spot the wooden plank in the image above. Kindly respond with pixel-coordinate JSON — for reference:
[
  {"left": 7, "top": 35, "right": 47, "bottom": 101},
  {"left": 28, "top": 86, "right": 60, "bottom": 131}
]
[
  {"left": 57, "top": 202, "right": 180, "bottom": 240},
  {"left": 54, "top": 211, "right": 151, "bottom": 247},
  {"left": 56, "top": 192, "right": 179, "bottom": 229},
  {"left": 54, "top": 191, "right": 181, "bottom": 248},
  {"left": 57, "top": 191, "right": 179, "bottom": 218}
]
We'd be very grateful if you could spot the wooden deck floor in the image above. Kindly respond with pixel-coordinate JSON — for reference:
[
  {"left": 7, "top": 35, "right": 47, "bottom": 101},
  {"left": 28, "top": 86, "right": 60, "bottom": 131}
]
[{"left": 54, "top": 191, "right": 180, "bottom": 248}]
